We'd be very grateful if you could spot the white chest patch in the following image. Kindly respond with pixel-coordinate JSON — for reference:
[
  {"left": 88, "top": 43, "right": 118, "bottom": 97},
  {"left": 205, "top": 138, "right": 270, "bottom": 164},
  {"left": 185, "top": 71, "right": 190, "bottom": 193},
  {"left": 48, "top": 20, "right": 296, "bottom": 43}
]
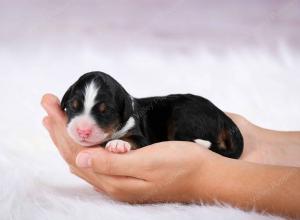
[{"left": 112, "top": 116, "right": 135, "bottom": 139}]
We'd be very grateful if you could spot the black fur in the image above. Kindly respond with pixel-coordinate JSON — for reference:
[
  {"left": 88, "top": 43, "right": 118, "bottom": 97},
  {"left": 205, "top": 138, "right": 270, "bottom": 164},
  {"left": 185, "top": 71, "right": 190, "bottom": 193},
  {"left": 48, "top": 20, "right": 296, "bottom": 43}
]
[{"left": 61, "top": 71, "right": 244, "bottom": 159}]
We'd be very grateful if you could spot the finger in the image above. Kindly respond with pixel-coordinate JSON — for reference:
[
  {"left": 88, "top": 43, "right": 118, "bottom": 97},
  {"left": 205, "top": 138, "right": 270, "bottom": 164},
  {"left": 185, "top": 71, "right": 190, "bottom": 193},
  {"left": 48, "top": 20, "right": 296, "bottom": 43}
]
[
  {"left": 42, "top": 114, "right": 66, "bottom": 149},
  {"left": 99, "top": 175, "right": 150, "bottom": 202},
  {"left": 71, "top": 164, "right": 149, "bottom": 199},
  {"left": 41, "top": 94, "right": 85, "bottom": 166},
  {"left": 44, "top": 116, "right": 83, "bottom": 165},
  {"left": 42, "top": 116, "right": 53, "bottom": 132},
  {"left": 42, "top": 116, "right": 61, "bottom": 147},
  {"left": 76, "top": 148, "right": 150, "bottom": 178},
  {"left": 41, "top": 93, "right": 66, "bottom": 123},
  {"left": 93, "top": 186, "right": 106, "bottom": 193},
  {"left": 70, "top": 165, "right": 107, "bottom": 192}
]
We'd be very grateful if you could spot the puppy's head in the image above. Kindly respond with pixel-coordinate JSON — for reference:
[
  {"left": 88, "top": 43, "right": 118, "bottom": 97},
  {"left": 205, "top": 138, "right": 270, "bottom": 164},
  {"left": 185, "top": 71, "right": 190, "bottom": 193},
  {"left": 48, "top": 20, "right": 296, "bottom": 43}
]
[{"left": 61, "top": 71, "right": 134, "bottom": 146}]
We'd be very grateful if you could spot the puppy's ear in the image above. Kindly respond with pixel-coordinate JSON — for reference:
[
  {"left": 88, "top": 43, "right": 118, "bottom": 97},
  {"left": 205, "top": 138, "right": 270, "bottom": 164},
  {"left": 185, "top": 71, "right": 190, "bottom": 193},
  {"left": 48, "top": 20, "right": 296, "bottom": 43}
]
[
  {"left": 122, "top": 95, "right": 133, "bottom": 120},
  {"left": 121, "top": 92, "right": 134, "bottom": 122},
  {"left": 116, "top": 88, "right": 133, "bottom": 122},
  {"left": 61, "top": 85, "right": 74, "bottom": 111}
]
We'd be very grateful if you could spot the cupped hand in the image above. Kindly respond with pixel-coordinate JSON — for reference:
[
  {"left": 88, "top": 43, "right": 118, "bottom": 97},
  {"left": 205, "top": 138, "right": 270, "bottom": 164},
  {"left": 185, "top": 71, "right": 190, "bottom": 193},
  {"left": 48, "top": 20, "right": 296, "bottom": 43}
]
[{"left": 41, "top": 93, "right": 225, "bottom": 202}]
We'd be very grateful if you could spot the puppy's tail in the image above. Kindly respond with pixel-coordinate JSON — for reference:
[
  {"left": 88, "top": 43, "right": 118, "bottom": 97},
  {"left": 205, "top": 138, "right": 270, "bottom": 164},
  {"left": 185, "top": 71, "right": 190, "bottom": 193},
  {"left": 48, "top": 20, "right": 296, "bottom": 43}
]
[{"left": 210, "top": 116, "right": 244, "bottom": 159}]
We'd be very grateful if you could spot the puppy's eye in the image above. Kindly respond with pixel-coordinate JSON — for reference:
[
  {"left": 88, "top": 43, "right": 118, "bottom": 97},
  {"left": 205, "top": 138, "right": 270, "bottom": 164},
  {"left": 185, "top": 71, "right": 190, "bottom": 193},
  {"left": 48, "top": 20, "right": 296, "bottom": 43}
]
[
  {"left": 98, "top": 103, "right": 107, "bottom": 113},
  {"left": 71, "top": 99, "right": 81, "bottom": 111}
]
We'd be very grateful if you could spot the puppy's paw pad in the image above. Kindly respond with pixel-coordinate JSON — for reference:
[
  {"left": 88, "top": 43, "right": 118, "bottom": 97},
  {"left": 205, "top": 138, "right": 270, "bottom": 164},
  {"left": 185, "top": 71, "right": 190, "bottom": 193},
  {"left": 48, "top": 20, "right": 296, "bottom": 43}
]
[{"left": 105, "top": 140, "right": 131, "bottom": 153}]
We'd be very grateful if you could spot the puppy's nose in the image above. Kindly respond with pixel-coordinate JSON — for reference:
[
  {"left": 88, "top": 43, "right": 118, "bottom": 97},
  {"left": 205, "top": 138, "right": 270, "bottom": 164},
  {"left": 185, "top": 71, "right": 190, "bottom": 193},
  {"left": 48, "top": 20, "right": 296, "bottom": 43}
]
[{"left": 77, "top": 128, "right": 92, "bottom": 138}]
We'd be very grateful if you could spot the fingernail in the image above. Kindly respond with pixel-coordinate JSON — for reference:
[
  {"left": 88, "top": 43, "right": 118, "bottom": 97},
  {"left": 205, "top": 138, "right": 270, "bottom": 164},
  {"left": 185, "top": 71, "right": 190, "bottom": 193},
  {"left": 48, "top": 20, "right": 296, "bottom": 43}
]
[{"left": 76, "top": 152, "right": 92, "bottom": 168}]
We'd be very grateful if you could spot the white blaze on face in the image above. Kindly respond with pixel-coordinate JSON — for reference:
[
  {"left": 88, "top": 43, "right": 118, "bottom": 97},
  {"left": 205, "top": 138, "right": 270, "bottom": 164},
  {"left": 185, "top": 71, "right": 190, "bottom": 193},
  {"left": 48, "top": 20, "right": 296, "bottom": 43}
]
[
  {"left": 83, "top": 81, "right": 98, "bottom": 114},
  {"left": 67, "top": 81, "right": 109, "bottom": 146}
]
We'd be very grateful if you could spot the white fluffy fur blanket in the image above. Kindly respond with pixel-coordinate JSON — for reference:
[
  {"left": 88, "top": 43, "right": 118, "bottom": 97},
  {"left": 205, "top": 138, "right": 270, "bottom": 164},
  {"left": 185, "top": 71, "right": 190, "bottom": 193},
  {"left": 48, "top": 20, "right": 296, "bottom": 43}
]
[{"left": 1, "top": 46, "right": 299, "bottom": 219}]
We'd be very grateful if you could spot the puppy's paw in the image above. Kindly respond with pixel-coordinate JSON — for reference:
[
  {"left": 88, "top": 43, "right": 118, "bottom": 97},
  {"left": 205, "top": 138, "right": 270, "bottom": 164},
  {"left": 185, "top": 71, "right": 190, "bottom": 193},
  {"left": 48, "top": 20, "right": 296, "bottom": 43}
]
[{"left": 105, "top": 139, "right": 131, "bottom": 153}]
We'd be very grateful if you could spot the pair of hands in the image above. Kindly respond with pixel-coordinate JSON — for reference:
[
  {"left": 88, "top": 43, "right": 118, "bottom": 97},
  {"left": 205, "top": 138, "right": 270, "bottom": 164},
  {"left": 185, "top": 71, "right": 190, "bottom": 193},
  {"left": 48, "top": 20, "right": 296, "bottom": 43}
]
[
  {"left": 41, "top": 94, "right": 300, "bottom": 218},
  {"left": 41, "top": 94, "right": 250, "bottom": 203}
]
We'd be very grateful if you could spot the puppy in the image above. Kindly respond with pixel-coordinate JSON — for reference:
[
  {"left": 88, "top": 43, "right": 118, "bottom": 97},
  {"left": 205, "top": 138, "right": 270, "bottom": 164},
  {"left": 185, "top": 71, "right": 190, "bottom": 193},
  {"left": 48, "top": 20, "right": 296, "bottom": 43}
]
[{"left": 61, "top": 71, "right": 243, "bottom": 158}]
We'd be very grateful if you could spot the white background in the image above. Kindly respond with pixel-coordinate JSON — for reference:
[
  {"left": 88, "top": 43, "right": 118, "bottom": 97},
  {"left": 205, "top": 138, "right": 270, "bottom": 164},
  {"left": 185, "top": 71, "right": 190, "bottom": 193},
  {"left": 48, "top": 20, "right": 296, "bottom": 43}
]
[{"left": 0, "top": 1, "right": 299, "bottom": 219}]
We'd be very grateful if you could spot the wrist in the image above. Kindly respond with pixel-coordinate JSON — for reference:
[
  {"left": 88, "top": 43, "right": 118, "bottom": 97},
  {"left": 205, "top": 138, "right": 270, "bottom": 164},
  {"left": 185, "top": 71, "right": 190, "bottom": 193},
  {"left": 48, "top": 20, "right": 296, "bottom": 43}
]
[{"left": 190, "top": 151, "right": 229, "bottom": 203}]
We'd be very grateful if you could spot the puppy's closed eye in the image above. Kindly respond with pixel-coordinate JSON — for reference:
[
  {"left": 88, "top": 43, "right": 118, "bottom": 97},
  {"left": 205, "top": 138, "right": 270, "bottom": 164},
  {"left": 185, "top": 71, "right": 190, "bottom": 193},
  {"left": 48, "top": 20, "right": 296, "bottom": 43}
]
[
  {"left": 70, "top": 99, "right": 82, "bottom": 112},
  {"left": 98, "top": 103, "right": 107, "bottom": 113}
]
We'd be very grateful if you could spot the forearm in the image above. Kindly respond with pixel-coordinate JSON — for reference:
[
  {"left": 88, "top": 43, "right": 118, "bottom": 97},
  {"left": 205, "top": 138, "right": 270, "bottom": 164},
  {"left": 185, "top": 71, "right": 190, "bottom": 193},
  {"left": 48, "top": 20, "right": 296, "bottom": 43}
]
[
  {"left": 195, "top": 157, "right": 300, "bottom": 218},
  {"left": 260, "top": 129, "right": 300, "bottom": 147},
  {"left": 253, "top": 128, "right": 300, "bottom": 167},
  {"left": 229, "top": 112, "right": 300, "bottom": 166}
]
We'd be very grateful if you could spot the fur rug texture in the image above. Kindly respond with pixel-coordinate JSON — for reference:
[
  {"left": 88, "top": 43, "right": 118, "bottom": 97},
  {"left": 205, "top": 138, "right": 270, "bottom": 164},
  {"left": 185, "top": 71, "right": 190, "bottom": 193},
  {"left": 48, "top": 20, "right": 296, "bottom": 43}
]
[
  {"left": 1, "top": 1, "right": 299, "bottom": 219},
  {"left": 1, "top": 46, "right": 299, "bottom": 220}
]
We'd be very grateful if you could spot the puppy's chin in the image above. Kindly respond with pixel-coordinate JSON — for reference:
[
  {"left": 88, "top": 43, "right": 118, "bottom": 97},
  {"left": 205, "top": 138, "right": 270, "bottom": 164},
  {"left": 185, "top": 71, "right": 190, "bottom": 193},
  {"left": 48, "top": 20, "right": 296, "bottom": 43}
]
[
  {"left": 70, "top": 135, "right": 107, "bottom": 147},
  {"left": 73, "top": 139, "right": 100, "bottom": 147}
]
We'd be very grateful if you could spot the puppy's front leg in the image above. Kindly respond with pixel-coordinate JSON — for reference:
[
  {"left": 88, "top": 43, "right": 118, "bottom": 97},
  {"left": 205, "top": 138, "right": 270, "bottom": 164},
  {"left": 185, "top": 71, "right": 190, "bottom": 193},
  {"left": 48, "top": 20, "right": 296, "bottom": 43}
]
[{"left": 105, "top": 139, "right": 131, "bottom": 153}]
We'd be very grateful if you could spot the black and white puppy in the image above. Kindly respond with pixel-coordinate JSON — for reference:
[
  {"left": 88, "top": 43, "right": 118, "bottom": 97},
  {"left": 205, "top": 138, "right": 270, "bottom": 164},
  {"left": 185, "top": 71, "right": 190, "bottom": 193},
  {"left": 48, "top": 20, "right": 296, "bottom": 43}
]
[{"left": 61, "top": 71, "right": 243, "bottom": 158}]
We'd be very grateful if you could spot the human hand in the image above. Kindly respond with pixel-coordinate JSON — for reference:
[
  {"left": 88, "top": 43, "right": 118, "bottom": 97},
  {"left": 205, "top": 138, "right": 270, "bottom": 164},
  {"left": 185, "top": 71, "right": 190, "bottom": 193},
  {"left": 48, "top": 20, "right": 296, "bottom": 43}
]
[
  {"left": 41, "top": 94, "right": 300, "bottom": 218},
  {"left": 41, "top": 93, "right": 222, "bottom": 202},
  {"left": 41, "top": 93, "right": 299, "bottom": 203}
]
